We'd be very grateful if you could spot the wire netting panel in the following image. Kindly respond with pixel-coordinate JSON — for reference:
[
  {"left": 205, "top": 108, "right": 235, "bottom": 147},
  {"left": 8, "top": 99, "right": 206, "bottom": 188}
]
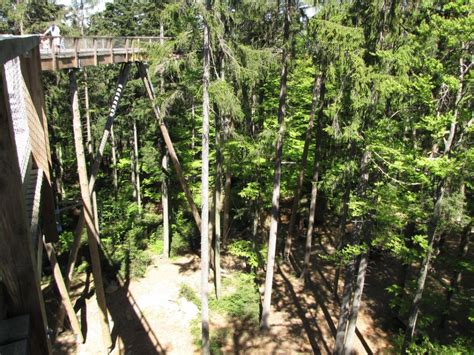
[{"left": 4, "top": 57, "right": 31, "bottom": 182}]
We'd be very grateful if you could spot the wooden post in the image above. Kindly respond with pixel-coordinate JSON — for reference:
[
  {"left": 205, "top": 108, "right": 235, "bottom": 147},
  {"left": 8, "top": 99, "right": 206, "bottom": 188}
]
[
  {"left": 69, "top": 70, "right": 111, "bottom": 351},
  {"left": 43, "top": 237, "right": 84, "bottom": 343},
  {"left": 137, "top": 62, "right": 202, "bottom": 232},
  {"left": 93, "top": 38, "right": 98, "bottom": 66},
  {"left": 0, "top": 65, "right": 51, "bottom": 355}
]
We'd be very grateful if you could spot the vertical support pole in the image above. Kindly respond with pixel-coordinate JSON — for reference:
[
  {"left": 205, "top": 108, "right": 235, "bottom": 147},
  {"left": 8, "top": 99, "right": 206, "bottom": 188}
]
[{"left": 69, "top": 70, "right": 111, "bottom": 351}]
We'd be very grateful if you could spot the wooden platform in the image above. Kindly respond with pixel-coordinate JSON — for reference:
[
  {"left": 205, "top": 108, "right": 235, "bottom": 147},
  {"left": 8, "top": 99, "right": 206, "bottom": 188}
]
[{"left": 40, "top": 36, "right": 163, "bottom": 71}]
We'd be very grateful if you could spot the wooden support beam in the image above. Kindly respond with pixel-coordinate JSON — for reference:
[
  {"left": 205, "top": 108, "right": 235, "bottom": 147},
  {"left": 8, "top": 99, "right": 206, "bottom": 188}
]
[
  {"left": 69, "top": 70, "right": 111, "bottom": 351},
  {"left": 43, "top": 237, "right": 84, "bottom": 343},
  {"left": 136, "top": 62, "right": 202, "bottom": 232},
  {"left": 0, "top": 64, "right": 51, "bottom": 355}
]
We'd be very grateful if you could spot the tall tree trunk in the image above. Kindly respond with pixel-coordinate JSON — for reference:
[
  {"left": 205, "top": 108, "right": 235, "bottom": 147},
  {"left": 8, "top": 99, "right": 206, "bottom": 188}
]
[
  {"left": 343, "top": 252, "right": 369, "bottom": 353},
  {"left": 261, "top": 0, "right": 291, "bottom": 331},
  {"left": 132, "top": 118, "right": 142, "bottom": 213},
  {"left": 162, "top": 151, "right": 170, "bottom": 258},
  {"left": 69, "top": 70, "right": 111, "bottom": 351},
  {"left": 402, "top": 47, "right": 466, "bottom": 352},
  {"left": 334, "top": 151, "right": 370, "bottom": 354},
  {"left": 201, "top": 1, "right": 211, "bottom": 352},
  {"left": 440, "top": 220, "right": 471, "bottom": 328},
  {"left": 159, "top": 21, "right": 170, "bottom": 259},
  {"left": 222, "top": 157, "right": 231, "bottom": 245},
  {"left": 300, "top": 78, "right": 325, "bottom": 281},
  {"left": 110, "top": 126, "right": 118, "bottom": 195},
  {"left": 285, "top": 74, "right": 321, "bottom": 261},
  {"left": 214, "top": 68, "right": 224, "bottom": 300},
  {"left": 334, "top": 179, "right": 351, "bottom": 296},
  {"left": 401, "top": 188, "right": 444, "bottom": 353}
]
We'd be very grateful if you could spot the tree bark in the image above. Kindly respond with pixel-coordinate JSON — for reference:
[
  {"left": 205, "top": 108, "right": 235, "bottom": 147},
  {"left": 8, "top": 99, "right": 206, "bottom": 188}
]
[
  {"left": 343, "top": 252, "right": 369, "bottom": 353},
  {"left": 132, "top": 118, "right": 142, "bottom": 213},
  {"left": 285, "top": 74, "right": 321, "bottom": 261},
  {"left": 201, "top": 1, "right": 211, "bottom": 352},
  {"left": 334, "top": 180, "right": 351, "bottom": 297},
  {"left": 299, "top": 79, "right": 325, "bottom": 280},
  {"left": 261, "top": 0, "right": 291, "bottom": 331},
  {"left": 401, "top": 198, "right": 442, "bottom": 353},
  {"left": 69, "top": 70, "right": 111, "bottom": 351},
  {"left": 162, "top": 151, "right": 170, "bottom": 258},
  {"left": 334, "top": 151, "right": 370, "bottom": 354},
  {"left": 110, "top": 126, "right": 118, "bottom": 195}
]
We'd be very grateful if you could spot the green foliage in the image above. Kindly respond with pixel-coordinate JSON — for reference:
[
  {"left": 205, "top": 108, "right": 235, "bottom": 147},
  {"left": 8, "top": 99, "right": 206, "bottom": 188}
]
[
  {"left": 228, "top": 240, "right": 266, "bottom": 270},
  {"left": 394, "top": 335, "right": 474, "bottom": 355},
  {"left": 210, "top": 273, "right": 260, "bottom": 323}
]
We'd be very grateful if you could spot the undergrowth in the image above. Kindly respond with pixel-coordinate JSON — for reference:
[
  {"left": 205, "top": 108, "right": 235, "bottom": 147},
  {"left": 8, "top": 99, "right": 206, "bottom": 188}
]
[{"left": 183, "top": 271, "right": 260, "bottom": 353}]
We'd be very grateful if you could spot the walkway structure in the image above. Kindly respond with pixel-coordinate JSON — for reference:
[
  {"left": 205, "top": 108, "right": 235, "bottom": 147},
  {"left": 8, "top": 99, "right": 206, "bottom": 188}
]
[
  {"left": 0, "top": 34, "right": 188, "bottom": 354},
  {"left": 40, "top": 36, "right": 160, "bottom": 70}
]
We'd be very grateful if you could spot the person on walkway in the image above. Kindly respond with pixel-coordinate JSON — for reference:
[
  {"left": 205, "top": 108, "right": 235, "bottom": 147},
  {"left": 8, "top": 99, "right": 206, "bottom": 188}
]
[{"left": 43, "top": 23, "right": 61, "bottom": 53}]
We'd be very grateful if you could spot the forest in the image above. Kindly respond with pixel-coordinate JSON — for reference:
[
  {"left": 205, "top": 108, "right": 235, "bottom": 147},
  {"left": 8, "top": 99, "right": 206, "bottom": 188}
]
[{"left": 1, "top": 0, "right": 472, "bottom": 354}]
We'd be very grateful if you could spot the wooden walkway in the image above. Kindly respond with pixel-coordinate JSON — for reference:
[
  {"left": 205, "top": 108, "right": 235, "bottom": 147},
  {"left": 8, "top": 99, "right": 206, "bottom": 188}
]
[{"left": 40, "top": 36, "right": 163, "bottom": 71}]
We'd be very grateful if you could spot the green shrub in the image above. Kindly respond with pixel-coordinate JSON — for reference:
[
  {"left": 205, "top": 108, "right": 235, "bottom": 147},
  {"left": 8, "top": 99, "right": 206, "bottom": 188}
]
[
  {"left": 394, "top": 334, "right": 474, "bottom": 354},
  {"left": 210, "top": 273, "right": 260, "bottom": 323},
  {"left": 228, "top": 240, "right": 266, "bottom": 270},
  {"left": 179, "top": 283, "right": 200, "bottom": 309}
]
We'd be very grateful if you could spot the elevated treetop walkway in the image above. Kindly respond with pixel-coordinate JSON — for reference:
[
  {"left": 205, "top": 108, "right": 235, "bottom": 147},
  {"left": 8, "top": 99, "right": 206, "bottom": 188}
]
[
  {"left": 0, "top": 34, "right": 198, "bottom": 354},
  {"left": 40, "top": 36, "right": 165, "bottom": 71}
]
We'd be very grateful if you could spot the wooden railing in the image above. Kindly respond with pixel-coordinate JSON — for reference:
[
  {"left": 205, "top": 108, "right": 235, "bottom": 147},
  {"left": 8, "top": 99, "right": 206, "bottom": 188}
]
[{"left": 40, "top": 36, "right": 166, "bottom": 70}]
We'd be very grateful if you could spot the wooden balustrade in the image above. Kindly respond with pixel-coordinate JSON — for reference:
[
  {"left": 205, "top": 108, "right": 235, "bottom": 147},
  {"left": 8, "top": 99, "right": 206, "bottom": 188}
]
[{"left": 40, "top": 36, "right": 167, "bottom": 71}]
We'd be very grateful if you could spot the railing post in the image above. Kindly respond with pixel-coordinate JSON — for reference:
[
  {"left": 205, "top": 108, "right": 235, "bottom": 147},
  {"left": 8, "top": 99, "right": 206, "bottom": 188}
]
[
  {"left": 109, "top": 38, "right": 113, "bottom": 63},
  {"left": 93, "top": 37, "right": 98, "bottom": 66},
  {"left": 125, "top": 38, "right": 129, "bottom": 62},
  {"left": 74, "top": 37, "right": 79, "bottom": 68}
]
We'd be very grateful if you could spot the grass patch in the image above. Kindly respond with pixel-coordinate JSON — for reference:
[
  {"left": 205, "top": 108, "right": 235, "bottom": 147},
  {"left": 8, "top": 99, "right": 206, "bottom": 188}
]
[
  {"left": 190, "top": 316, "right": 229, "bottom": 355},
  {"left": 179, "top": 283, "right": 201, "bottom": 309},
  {"left": 210, "top": 272, "right": 260, "bottom": 323}
]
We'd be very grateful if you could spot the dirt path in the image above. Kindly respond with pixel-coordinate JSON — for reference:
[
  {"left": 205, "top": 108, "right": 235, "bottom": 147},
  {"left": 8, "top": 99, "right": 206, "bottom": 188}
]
[
  {"left": 55, "top": 255, "right": 201, "bottom": 354},
  {"left": 54, "top": 241, "right": 395, "bottom": 354}
]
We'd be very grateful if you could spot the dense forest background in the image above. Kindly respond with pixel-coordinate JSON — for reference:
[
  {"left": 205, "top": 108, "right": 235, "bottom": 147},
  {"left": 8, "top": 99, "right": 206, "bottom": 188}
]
[{"left": 1, "top": 0, "right": 472, "bottom": 353}]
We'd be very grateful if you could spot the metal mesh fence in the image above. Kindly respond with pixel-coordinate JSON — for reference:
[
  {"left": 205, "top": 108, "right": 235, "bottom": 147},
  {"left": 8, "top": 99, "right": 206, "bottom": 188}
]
[{"left": 4, "top": 57, "right": 31, "bottom": 182}]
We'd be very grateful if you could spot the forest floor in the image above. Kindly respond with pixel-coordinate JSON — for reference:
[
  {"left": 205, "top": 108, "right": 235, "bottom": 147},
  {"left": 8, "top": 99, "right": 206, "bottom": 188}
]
[{"left": 51, "top": 227, "right": 398, "bottom": 354}]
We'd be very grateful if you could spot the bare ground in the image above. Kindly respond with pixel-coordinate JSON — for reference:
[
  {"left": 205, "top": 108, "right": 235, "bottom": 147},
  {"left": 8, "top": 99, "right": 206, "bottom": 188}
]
[{"left": 51, "top": 238, "right": 397, "bottom": 355}]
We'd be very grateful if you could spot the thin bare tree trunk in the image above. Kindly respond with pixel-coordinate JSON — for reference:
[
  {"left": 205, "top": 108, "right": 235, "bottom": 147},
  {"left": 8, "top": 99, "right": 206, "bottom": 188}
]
[
  {"left": 261, "top": 0, "right": 291, "bottom": 331},
  {"left": 132, "top": 118, "right": 142, "bottom": 213},
  {"left": 69, "top": 70, "right": 111, "bottom": 351},
  {"left": 343, "top": 252, "right": 368, "bottom": 353},
  {"left": 110, "top": 126, "right": 118, "bottom": 195},
  {"left": 201, "top": 1, "right": 211, "bottom": 352},
  {"left": 285, "top": 74, "right": 321, "bottom": 261},
  {"left": 334, "top": 151, "right": 370, "bottom": 354},
  {"left": 159, "top": 22, "right": 170, "bottom": 259},
  {"left": 162, "top": 152, "right": 170, "bottom": 258},
  {"left": 402, "top": 195, "right": 442, "bottom": 353},
  {"left": 334, "top": 180, "right": 351, "bottom": 296}
]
